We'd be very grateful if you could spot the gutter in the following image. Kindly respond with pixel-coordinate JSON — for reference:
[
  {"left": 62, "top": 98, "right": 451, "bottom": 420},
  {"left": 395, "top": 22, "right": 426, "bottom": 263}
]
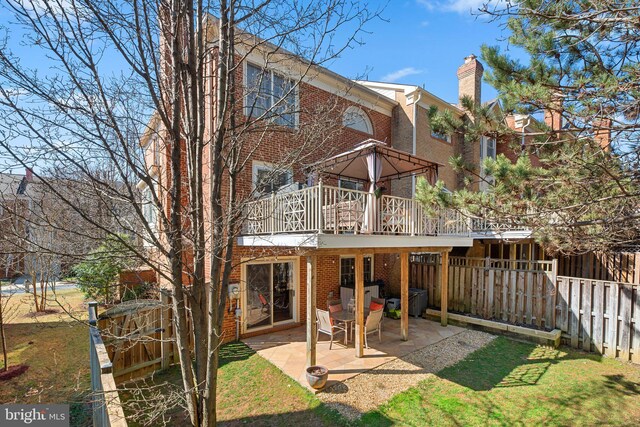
[{"left": 411, "top": 88, "right": 422, "bottom": 196}]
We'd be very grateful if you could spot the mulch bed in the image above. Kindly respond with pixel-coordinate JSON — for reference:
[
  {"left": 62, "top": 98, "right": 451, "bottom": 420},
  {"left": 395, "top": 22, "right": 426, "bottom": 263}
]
[{"left": 0, "top": 364, "right": 29, "bottom": 381}]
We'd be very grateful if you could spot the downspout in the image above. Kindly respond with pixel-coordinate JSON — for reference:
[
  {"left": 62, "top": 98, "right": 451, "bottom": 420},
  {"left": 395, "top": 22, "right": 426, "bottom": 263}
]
[{"left": 411, "top": 88, "right": 423, "bottom": 196}]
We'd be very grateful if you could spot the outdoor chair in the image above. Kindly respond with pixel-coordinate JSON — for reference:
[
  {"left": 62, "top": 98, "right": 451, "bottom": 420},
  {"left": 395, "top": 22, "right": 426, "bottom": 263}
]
[
  {"left": 328, "top": 298, "right": 350, "bottom": 337},
  {"left": 369, "top": 296, "right": 385, "bottom": 331},
  {"left": 316, "top": 308, "right": 347, "bottom": 349},
  {"left": 364, "top": 308, "right": 384, "bottom": 349},
  {"left": 258, "top": 293, "right": 270, "bottom": 313}
]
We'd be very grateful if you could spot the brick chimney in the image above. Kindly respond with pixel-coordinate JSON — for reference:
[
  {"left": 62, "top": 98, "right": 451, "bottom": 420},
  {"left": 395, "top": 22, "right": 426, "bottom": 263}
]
[
  {"left": 543, "top": 94, "right": 563, "bottom": 132},
  {"left": 593, "top": 118, "right": 612, "bottom": 152},
  {"left": 457, "top": 54, "right": 484, "bottom": 108},
  {"left": 543, "top": 109, "right": 563, "bottom": 132}
]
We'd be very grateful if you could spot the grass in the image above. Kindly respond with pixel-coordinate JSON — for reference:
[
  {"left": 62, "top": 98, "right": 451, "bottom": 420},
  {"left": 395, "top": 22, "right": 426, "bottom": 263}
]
[
  {"left": 360, "top": 337, "right": 640, "bottom": 426},
  {"left": 123, "top": 342, "right": 345, "bottom": 426},
  {"left": 0, "top": 288, "right": 92, "bottom": 427},
  {"left": 123, "top": 337, "right": 640, "bottom": 426}
]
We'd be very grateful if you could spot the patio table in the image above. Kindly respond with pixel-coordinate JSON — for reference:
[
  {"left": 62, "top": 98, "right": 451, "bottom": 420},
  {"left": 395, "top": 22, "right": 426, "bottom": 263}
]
[{"left": 330, "top": 308, "right": 370, "bottom": 344}]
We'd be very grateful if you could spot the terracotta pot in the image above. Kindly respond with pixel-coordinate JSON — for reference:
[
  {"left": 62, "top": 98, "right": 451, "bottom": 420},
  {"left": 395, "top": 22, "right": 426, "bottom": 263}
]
[{"left": 305, "top": 365, "right": 329, "bottom": 389}]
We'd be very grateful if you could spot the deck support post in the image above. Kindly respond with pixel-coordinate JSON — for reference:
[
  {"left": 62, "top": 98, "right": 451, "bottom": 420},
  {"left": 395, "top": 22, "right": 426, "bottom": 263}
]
[
  {"left": 354, "top": 253, "right": 365, "bottom": 358},
  {"left": 440, "top": 249, "right": 450, "bottom": 326},
  {"left": 401, "top": 252, "right": 409, "bottom": 341},
  {"left": 306, "top": 255, "right": 317, "bottom": 367}
]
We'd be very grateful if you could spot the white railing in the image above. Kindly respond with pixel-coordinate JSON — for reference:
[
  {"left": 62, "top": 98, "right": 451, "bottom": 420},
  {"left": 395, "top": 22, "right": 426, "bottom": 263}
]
[
  {"left": 243, "top": 184, "right": 477, "bottom": 237},
  {"left": 469, "top": 216, "right": 531, "bottom": 234}
]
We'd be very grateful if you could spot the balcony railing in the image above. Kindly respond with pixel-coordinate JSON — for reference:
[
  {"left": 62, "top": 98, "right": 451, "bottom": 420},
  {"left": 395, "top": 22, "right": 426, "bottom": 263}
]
[{"left": 242, "top": 184, "right": 485, "bottom": 237}]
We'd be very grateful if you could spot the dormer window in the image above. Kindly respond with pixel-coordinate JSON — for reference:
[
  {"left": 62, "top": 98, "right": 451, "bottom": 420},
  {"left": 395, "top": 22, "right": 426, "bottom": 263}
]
[{"left": 343, "top": 106, "right": 373, "bottom": 134}]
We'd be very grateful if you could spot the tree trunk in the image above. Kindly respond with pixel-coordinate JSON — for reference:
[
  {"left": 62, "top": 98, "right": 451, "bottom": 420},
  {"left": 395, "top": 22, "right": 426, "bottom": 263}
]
[{"left": 0, "top": 290, "right": 7, "bottom": 372}]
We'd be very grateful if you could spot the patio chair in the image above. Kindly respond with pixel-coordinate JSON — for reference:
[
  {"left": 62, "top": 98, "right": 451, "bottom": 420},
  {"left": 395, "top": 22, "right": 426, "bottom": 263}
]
[
  {"left": 370, "top": 296, "right": 385, "bottom": 332},
  {"left": 316, "top": 308, "right": 347, "bottom": 349},
  {"left": 258, "top": 293, "right": 270, "bottom": 313},
  {"left": 364, "top": 308, "right": 384, "bottom": 349},
  {"left": 328, "top": 298, "right": 349, "bottom": 338}
]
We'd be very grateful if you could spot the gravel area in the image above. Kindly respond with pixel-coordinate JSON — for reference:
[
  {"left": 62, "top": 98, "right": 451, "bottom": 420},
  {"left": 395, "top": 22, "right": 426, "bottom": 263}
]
[{"left": 318, "top": 329, "right": 496, "bottom": 420}]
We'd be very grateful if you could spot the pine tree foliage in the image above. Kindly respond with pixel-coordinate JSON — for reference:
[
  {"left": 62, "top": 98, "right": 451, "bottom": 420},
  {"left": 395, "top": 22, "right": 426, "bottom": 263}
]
[{"left": 418, "top": 0, "right": 640, "bottom": 254}]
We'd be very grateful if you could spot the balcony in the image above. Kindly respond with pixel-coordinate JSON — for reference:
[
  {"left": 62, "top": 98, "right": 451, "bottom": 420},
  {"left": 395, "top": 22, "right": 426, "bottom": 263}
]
[
  {"left": 238, "top": 139, "right": 530, "bottom": 249},
  {"left": 240, "top": 184, "right": 476, "bottom": 250}
]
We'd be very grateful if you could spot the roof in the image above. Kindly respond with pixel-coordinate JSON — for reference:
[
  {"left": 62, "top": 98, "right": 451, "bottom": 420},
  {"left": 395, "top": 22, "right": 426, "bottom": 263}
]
[
  {"left": 204, "top": 16, "right": 397, "bottom": 114},
  {"left": 355, "top": 81, "right": 465, "bottom": 117},
  {"left": 308, "top": 139, "right": 442, "bottom": 183}
]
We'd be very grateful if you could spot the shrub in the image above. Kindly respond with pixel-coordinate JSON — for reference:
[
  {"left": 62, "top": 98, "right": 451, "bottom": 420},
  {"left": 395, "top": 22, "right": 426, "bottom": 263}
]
[{"left": 73, "top": 235, "right": 137, "bottom": 303}]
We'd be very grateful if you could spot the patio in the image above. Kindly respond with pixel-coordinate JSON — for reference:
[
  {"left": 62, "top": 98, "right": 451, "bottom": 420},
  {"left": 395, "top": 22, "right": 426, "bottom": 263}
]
[{"left": 243, "top": 317, "right": 464, "bottom": 391}]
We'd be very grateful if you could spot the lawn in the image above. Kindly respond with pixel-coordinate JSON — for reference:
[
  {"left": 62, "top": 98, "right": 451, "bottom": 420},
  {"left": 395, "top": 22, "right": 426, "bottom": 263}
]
[
  {"left": 360, "top": 337, "right": 640, "bottom": 426},
  {"left": 0, "top": 288, "right": 92, "bottom": 426},
  {"left": 122, "top": 342, "right": 344, "bottom": 426},
  {"left": 123, "top": 337, "right": 640, "bottom": 427}
]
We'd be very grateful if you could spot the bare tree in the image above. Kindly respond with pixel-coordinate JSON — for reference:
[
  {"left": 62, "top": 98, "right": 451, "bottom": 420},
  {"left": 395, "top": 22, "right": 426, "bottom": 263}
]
[{"left": 0, "top": 0, "right": 382, "bottom": 424}]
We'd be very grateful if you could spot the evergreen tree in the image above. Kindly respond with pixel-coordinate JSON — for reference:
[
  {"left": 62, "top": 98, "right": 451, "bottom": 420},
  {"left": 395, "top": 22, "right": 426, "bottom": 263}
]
[{"left": 419, "top": 0, "right": 640, "bottom": 254}]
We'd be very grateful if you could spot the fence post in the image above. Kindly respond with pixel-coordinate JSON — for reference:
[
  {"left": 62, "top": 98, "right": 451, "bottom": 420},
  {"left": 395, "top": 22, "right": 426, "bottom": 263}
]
[
  {"left": 551, "top": 259, "right": 559, "bottom": 328},
  {"left": 160, "top": 292, "right": 172, "bottom": 370},
  {"left": 270, "top": 191, "right": 276, "bottom": 234},
  {"left": 317, "top": 180, "right": 324, "bottom": 234}
]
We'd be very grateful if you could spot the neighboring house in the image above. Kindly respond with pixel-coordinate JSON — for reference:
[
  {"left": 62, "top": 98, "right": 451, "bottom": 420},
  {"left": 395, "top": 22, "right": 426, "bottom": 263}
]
[
  {"left": 0, "top": 169, "right": 137, "bottom": 281},
  {"left": 0, "top": 171, "right": 33, "bottom": 279}
]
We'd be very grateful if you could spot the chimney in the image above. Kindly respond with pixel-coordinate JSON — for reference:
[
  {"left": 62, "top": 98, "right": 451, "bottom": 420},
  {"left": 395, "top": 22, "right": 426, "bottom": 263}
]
[
  {"left": 593, "top": 118, "right": 612, "bottom": 152},
  {"left": 543, "top": 93, "right": 563, "bottom": 132},
  {"left": 544, "top": 109, "right": 563, "bottom": 132},
  {"left": 457, "top": 54, "right": 484, "bottom": 108}
]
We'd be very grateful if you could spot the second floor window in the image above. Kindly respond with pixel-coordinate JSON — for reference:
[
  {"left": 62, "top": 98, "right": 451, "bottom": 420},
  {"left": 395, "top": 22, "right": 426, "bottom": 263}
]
[
  {"left": 245, "top": 63, "right": 297, "bottom": 128},
  {"left": 253, "top": 162, "right": 293, "bottom": 195},
  {"left": 142, "top": 185, "right": 158, "bottom": 236},
  {"left": 431, "top": 129, "right": 451, "bottom": 143},
  {"left": 479, "top": 137, "right": 497, "bottom": 191}
]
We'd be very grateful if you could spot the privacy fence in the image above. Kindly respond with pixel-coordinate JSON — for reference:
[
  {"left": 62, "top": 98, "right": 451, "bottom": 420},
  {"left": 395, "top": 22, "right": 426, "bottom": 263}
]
[
  {"left": 88, "top": 294, "right": 179, "bottom": 427},
  {"left": 557, "top": 251, "right": 640, "bottom": 284},
  {"left": 410, "top": 255, "right": 640, "bottom": 363},
  {"left": 88, "top": 302, "right": 128, "bottom": 427}
]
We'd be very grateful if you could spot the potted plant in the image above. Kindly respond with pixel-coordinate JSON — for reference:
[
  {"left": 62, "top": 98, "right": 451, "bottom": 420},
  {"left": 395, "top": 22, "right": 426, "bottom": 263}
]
[{"left": 306, "top": 365, "right": 329, "bottom": 389}]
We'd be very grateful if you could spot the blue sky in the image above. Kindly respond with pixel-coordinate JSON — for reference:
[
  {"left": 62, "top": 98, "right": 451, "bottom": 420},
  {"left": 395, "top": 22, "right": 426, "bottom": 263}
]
[{"left": 329, "top": 0, "right": 524, "bottom": 105}]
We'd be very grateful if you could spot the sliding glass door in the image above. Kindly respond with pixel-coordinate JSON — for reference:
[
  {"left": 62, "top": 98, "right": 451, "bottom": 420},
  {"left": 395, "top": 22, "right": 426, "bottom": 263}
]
[{"left": 245, "top": 260, "right": 296, "bottom": 331}]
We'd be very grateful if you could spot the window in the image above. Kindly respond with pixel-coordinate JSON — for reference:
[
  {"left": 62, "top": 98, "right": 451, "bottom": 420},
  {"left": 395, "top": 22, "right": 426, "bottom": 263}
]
[
  {"left": 340, "top": 255, "right": 373, "bottom": 286},
  {"left": 431, "top": 129, "right": 451, "bottom": 143},
  {"left": 342, "top": 106, "right": 373, "bottom": 134},
  {"left": 479, "top": 137, "right": 497, "bottom": 191},
  {"left": 245, "top": 63, "right": 297, "bottom": 127},
  {"left": 338, "top": 179, "right": 365, "bottom": 192},
  {"left": 142, "top": 185, "right": 158, "bottom": 235},
  {"left": 253, "top": 162, "right": 292, "bottom": 194}
]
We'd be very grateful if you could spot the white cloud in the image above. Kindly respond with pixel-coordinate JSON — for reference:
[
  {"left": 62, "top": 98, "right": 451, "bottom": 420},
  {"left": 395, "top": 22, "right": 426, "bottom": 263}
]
[
  {"left": 381, "top": 67, "right": 423, "bottom": 83},
  {"left": 417, "top": 0, "right": 492, "bottom": 14}
]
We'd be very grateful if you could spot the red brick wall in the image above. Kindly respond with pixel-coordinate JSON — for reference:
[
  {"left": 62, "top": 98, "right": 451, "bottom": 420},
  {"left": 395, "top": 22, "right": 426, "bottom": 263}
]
[{"left": 148, "top": 53, "right": 395, "bottom": 341}]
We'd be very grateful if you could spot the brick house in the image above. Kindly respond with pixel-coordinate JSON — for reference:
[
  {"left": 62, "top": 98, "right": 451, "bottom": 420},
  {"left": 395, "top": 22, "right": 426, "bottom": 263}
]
[{"left": 141, "top": 27, "right": 527, "bottom": 360}]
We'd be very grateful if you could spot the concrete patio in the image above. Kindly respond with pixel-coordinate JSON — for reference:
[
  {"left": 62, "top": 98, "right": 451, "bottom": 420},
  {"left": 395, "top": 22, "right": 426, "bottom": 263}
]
[{"left": 243, "top": 317, "right": 465, "bottom": 391}]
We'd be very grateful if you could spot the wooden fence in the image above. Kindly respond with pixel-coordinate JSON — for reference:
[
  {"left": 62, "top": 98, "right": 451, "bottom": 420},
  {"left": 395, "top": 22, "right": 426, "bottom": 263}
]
[
  {"left": 89, "top": 302, "right": 128, "bottom": 427},
  {"left": 557, "top": 251, "right": 640, "bottom": 284},
  {"left": 410, "top": 255, "right": 640, "bottom": 363},
  {"left": 96, "top": 295, "right": 174, "bottom": 384},
  {"left": 556, "top": 277, "right": 639, "bottom": 363}
]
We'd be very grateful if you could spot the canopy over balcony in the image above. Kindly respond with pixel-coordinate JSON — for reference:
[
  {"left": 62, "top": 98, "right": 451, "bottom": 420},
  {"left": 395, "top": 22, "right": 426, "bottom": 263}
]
[
  {"left": 307, "top": 139, "right": 441, "bottom": 184},
  {"left": 240, "top": 138, "right": 475, "bottom": 248}
]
